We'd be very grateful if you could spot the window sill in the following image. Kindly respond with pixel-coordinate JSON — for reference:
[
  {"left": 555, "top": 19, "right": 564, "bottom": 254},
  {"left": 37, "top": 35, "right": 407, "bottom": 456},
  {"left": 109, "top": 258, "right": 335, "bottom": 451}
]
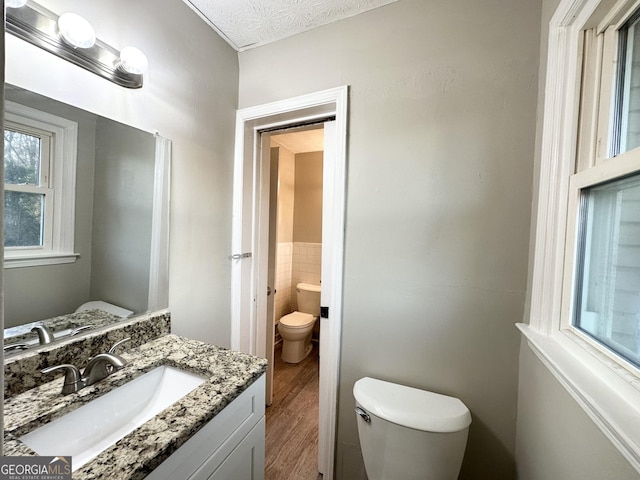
[
  {"left": 4, "top": 252, "right": 80, "bottom": 268},
  {"left": 517, "top": 323, "right": 640, "bottom": 472}
]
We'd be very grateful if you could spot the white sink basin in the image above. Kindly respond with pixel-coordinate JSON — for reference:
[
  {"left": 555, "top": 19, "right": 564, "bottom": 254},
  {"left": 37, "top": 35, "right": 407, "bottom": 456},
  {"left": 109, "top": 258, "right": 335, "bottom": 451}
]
[{"left": 20, "top": 365, "right": 206, "bottom": 471}]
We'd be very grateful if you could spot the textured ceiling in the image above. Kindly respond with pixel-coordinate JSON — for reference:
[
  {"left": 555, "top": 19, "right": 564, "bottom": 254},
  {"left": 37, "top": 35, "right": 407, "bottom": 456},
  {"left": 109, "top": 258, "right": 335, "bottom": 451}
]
[{"left": 183, "top": 0, "right": 398, "bottom": 51}]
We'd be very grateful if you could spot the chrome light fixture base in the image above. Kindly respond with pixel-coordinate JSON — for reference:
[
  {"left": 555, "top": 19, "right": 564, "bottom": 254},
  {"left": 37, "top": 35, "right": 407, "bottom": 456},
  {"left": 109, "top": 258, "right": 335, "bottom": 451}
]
[{"left": 6, "top": 2, "right": 144, "bottom": 89}]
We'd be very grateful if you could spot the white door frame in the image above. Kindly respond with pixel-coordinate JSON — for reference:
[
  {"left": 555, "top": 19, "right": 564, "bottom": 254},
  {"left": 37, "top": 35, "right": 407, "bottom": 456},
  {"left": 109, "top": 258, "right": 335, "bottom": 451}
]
[{"left": 231, "top": 86, "right": 348, "bottom": 479}]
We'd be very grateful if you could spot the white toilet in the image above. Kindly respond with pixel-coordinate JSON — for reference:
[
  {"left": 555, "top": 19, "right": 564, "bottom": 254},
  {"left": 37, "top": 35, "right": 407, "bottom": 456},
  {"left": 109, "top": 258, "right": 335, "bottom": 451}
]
[
  {"left": 277, "top": 282, "right": 321, "bottom": 363},
  {"left": 353, "top": 377, "right": 471, "bottom": 480}
]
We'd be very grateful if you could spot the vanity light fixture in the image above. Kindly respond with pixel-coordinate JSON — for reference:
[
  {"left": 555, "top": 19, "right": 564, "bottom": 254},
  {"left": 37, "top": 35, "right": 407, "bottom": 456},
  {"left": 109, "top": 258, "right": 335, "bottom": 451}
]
[{"left": 6, "top": 1, "right": 147, "bottom": 89}]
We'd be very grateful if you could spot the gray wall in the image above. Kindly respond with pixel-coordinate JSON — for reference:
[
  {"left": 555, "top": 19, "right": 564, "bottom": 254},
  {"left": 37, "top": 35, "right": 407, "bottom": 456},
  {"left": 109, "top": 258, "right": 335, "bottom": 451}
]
[
  {"left": 515, "top": 0, "right": 640, "bottom": 477},
  {"left": 239, "top": 0, "right": 541, "bottom": 477},
  {"left": 3, "top": 90, "right": 96, "bottom": 327},
  {"left": 90, "top": 117, "right": 155, "bottom": 313},
  {"left": 5, "top": 0, "right": 239, "bottom": 344}
]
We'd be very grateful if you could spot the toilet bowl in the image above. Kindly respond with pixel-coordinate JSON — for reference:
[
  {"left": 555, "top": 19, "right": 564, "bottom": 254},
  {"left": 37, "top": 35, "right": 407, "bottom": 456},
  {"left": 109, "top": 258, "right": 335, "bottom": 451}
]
[
  {"left": 353, "top": 377, "right": 471, "bottom": 480},
  {"left": 277, "top": 282, "right": 321, "bottom": 363},
  {"left": 278, "top": 312, "right": 316, "bottom": 363}
]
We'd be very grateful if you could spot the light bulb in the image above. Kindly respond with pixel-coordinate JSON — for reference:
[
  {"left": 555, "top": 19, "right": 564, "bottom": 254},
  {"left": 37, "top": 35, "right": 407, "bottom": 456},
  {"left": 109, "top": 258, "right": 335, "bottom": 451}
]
[
  {"left": 116, "top": 46, "right": 149, "bottom": 75},
  {"left": 6, "top": 0, "right": 28, "bottom": 8},
  {"left": 57, "top": 13, "right": 96, "bottom": 49}
]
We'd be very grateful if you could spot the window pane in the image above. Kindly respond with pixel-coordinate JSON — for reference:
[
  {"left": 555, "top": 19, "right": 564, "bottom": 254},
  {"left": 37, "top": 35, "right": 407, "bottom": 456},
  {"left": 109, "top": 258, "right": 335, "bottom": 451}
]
[
  {"left": 574, "top": 173, "right": 640, "bottom": 366},
  {"left": 4, "top": 191, "right": 44, "bottom": 247},
  {"left": 3, "top": 128, "right": 41, "bottom": 185}
]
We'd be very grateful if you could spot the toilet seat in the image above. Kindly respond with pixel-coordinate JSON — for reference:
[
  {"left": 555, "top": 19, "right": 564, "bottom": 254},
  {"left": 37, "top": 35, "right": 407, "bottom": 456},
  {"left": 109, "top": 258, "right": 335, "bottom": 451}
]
[{"left": 279, "top": 312, "right": 315, "bottom": 329}]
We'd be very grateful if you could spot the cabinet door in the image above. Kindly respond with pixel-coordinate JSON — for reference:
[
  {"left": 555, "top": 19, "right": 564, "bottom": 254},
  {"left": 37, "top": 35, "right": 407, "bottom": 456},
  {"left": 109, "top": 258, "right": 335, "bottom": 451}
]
[
  {"left": 208, "top": 417, "right": 265, "bottom": 480},
  {"left": 147, "top": 375, "right": 265, "bottom": 480}
]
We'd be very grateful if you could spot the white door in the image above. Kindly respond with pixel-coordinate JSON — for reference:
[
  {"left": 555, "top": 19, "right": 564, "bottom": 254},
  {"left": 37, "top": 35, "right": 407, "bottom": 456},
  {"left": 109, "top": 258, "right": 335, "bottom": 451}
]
[
  {"left": 265, "top": 145, "right": 279, "bottom": 406},
  {"left": 255, "top": 135, "right": 279, "bottom": 406}
]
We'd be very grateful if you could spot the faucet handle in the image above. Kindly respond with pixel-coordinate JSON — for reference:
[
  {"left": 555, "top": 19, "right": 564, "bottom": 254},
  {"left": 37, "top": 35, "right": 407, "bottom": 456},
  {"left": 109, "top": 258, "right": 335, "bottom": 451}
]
[
  {"left": 108, "top": 337, "right": 131, "bottom": 354},
  {"left": 82, "top": 352, "right": 127, "bottom": 385},
  {"left": 70, "top": 324, "right": 94, "bottom": 336},
  {"left": 4, "top": 343, "right": 29, "bottom": 352},
  {"left": 42, "top": 364, "right": 84, "bottom": 395}
]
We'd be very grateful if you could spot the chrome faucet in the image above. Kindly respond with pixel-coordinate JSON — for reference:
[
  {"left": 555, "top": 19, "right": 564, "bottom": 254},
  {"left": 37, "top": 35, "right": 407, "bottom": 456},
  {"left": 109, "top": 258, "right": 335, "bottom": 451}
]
[
  {"left": 31, "top": 325, "right": 55, "bottom": 345},
  {"left": 42, "top": 337, "right": 131, "bottom": 395}
]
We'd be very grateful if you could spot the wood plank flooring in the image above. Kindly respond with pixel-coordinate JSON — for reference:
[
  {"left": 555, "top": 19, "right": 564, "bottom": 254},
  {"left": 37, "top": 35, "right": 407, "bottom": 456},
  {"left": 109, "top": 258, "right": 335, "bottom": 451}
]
[{"left": 265, "top": 342, "right": 323, "bottom": 480}]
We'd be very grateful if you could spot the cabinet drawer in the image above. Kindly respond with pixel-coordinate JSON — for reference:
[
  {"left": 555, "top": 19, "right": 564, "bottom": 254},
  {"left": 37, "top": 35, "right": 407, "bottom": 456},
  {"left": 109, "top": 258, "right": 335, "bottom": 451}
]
[{"left": 147, "top": 375, "right": 265, "bottom": 480}]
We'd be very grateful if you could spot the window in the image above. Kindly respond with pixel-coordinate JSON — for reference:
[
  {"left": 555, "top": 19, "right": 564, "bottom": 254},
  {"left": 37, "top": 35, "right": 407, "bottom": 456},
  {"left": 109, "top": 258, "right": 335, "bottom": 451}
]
[
  {"left": 563, "top": 1, "right": 640, "bottom": 372},
  {"left": 573, "top": 173, "right": 640, "bottom": 368},
  {"left": 521, "top": 0, "right": 640, "bottom": 471},
  {"left": 3, "top": 101, "right": 78, "bottom": 267},
  {"left": 615, "top": 11, "right": 640, "bottom": 155}
]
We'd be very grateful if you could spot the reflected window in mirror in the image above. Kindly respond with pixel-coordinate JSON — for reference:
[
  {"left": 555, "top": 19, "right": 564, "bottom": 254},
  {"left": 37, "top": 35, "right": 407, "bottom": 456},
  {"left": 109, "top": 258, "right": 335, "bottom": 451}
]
[
  {"left": 4, "top": 102, "right": 78, "bottom": 267},
  {"left": 5, "top": 121, "right": 52, "bottom": 249}
]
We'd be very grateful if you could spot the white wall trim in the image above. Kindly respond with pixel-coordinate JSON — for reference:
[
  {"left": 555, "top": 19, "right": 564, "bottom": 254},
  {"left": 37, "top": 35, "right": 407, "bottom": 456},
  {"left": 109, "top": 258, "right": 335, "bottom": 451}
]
[
  {"left": 528, "top": 0, "right": 590, "bottom": 333},
  {"left": 231, "top": 86, "right": 348, "bottom": 480}
]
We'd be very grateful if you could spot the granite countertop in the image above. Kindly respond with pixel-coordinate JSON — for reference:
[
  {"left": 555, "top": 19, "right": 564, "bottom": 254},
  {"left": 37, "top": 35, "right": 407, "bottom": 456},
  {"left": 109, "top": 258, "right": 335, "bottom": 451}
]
[
  {"left": 5, "top": 312, "right": 171, "bottom": 399},
  {"left": 3, "top": 334, "right": 268, "bottom": 480},
  {"left": 4, "top": 309, "right": 124, "bottom": 347}
]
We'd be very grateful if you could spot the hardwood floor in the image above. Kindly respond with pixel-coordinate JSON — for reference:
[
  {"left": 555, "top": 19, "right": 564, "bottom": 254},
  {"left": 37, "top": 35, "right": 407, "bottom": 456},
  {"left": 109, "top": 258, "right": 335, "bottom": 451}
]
[{"left": 265, "top": 342, "right": 323, "bottom": 480}]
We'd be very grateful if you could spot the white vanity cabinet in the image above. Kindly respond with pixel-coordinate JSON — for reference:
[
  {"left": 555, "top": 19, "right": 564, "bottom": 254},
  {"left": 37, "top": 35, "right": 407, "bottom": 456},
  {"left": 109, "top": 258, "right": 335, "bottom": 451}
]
[{"left": 147, "top": 375, "right": 266, "bottom": 480}]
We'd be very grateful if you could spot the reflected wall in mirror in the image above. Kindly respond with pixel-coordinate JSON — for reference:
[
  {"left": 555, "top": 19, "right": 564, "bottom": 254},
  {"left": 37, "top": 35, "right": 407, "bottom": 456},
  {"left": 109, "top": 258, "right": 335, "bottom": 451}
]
[{"left": 3, "top": 85, "right": 170, "bottom": 347}]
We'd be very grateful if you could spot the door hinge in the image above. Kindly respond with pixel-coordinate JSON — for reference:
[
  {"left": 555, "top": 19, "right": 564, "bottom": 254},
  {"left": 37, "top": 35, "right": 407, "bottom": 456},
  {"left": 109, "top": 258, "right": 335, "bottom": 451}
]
[{"left": 320, "top": 306, "right": 329, "bottom": 319}]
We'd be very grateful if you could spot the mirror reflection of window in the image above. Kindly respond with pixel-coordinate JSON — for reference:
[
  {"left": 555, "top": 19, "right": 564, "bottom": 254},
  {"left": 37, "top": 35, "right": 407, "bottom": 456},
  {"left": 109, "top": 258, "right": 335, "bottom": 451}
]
[
  {"left": 4, "top": 122, "right": 52, "bottom": 248},
  {"left": 3, "top": 100, "right": 77, "bottom": 267}
]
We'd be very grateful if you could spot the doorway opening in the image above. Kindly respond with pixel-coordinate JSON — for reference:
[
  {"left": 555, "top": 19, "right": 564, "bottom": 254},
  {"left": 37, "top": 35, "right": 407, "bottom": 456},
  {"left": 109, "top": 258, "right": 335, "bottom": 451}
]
[
  {"left": 231, "top": 87, "right": 348, "bottom": 479},
  {"left": 264, "top": 125, "right": 324, "bottom": 478}
]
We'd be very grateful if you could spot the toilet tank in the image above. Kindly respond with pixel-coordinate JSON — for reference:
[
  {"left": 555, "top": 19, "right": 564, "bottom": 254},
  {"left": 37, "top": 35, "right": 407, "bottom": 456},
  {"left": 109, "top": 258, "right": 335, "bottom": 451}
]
[
  {"left": 353, "top": 377, "right": 471, "bottom": 480},
  {"left": 296, "top": 283, "right": 321, "bottom": 316}
]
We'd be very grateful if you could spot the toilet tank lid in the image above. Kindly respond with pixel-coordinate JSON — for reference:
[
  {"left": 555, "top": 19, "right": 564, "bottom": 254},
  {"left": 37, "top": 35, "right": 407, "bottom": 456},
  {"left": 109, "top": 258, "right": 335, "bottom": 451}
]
[
  {"left": 296, "top": 282, "right": 321, "bottom": 292},
  {"left": 353, "top": 377, "right": 471, "bottom": 433}
]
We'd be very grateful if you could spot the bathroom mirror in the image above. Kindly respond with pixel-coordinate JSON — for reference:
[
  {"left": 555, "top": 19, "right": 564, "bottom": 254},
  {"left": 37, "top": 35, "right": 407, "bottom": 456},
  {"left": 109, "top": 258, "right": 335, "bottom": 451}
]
[{"left": 3, "top": 85, "right": 171, "bottom": 351}]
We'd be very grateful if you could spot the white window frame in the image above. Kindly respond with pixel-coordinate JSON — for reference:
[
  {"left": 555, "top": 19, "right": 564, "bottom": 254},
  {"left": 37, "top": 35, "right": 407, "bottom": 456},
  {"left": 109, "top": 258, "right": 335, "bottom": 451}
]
[
  {"left": 519, "top": 0, "right": 640, "bottom": 472},
  {"left": 3, "top": 101, "right": 78, "bottom": 268},
  {"left": 4, "top": 119, "right": 55, "bottom": 252}
]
